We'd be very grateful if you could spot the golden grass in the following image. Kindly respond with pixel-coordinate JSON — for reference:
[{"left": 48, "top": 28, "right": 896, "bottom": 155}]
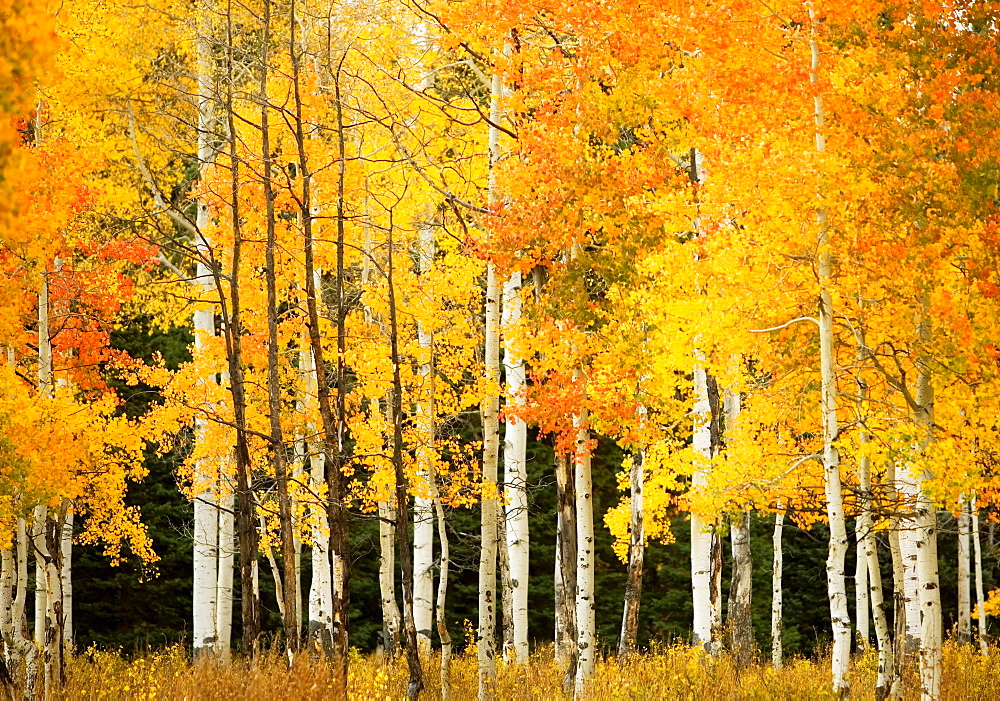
[{"left": 57, "top": 641, "right": 1000, "bottom": 700}]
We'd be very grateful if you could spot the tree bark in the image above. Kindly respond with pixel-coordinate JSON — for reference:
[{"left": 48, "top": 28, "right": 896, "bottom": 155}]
[
  {"left": 972, "top": 496, "right": 989, "bottom": 655},
  {"left": 478, "top": 261, "right": 500, "bottom": 701},
  {"left": 502, "top": 271, "right": 530, "bottom": 663},
  {"left": 727, "top": 510, "right": 753, "bottom": 668},
  {"left": 914, "top": 302, "right": 941, "bottom": 700},
  {"left": 958, "top": 499, "right": 972, "bottom": 645},
  {"left": 554, "top": 451, "right": 577, "bottom": 674},
  {"left": 573, "top": 397, "right": 596, "bottom": 698},
  {"left": 809, "top": 6, "right": 851, "bottom": 694},
  {"left": 771, "top": 509, "right": 784, "bottom": 669},
  {"left": 260, "top": 0, "right": 298, "bottom": 651},
  {"left": 387, "top": 214, "right": 424, "bottom": 699},
  {"left": 691, "top": 365, "right": 715, "bottom": 652},
  {"left": 618, "top": 450, "right": 644, "bottom": 661}
]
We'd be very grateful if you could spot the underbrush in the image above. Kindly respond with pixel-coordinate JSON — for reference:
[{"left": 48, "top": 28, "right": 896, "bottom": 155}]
[{"left": 59, "top": 641, "right": 1000, "bottom": 699}]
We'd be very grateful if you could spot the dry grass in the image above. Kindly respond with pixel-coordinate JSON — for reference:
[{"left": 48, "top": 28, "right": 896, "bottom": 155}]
[{"left": 57, "top": 641, "right": 1000, "bottom": 700}]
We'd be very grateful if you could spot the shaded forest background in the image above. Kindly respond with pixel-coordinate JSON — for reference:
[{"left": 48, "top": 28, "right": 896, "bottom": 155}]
[{"left": 69, "top": 317, "right": 1000, "bottom": 657}]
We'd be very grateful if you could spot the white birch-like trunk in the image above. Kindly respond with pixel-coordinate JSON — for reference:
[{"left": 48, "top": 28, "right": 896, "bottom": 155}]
[
  {"left": 724, "top": 390, "right": 752, "bottom": 666},
  {"left": 809, "top": 7, "right": 850, "bottom": 693},
  {"left": 855, "top": 519, "right": 869, "bottom": 648},
  {"left": 856, "top": 361, "right": 894, "bottom": 695},
  {"left": 958, "top": 499, "right": 972, "bottom": 645},
  {"left": 215, "top": 490, "right": 234, "bottom": 658},
  {"left": 691, "top": 365, "right": 714, "bottom": 651},
  {"left": 11, "top": 519, "right": 37, "bottom": 697},
  {"left": 618, "top": 448, "right": 644, "bottom": 660},
  {"left": 502, "top": 271, "right": 529, "bottom": 663},
  {"left": 478, "top": 42, "right": 509, "bottom": 699},
  {"left": 914, "top": 304, "right": 941, "bottom": 700},
  {"left": 192, "top": 0, "right": 222, "bottom": 658},
  {"left": 897, "top": 489, "right": 922, "bottom": 649},
  {"left": 572, "top": 400, "right": 596, "bottom": 698},
  {"left": 972, "top": 496, "right": 988, "bottom": 655},
  {"left": 771, "top": 509, "right": 784, "bottom": 669},
  {"left": 478, "top": 261, "right": 500, "bottom": 701},
  {"left": 60, "top": 511, "right": 72, "bottom": 651},
  {"left": 413, "top": 222, "right": 436, "bottom": 654},
  {"left": 303, "top": 325, "right": 334, "bottom": 650}
]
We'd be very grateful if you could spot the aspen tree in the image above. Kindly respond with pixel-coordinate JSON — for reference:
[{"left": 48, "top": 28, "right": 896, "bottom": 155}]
[
  {"left": 958, "top": 500, "right": 972, "bottom": 645},
  {"left": 618, "top": 447, "right": 644, "bottom": 660},
  {"left": 808, "top": 5, "right": 851, "bottom": 694},
  {"left": 502, "top": 268, "right": 529, "bottom": 663},
  {"left": 191, "top": 0, "right": 223, "bottom": 657},
  {"left": 914, "top": 301, "right": 941, "bottom": 699},
  {"left": 724, "top": 390, "right": 752, "bottom": 667},
  {"left": 572, "top": 382, "right": 596, "bottom": 698},
  {"left": 771, "top": 508, "right": 784, "bottom": 669},
  {"left": 972, "top": 496, "right": 988, "bottom": 655},
  {"left": 259, "top": 0, "right": 298, "bottom": 650}
]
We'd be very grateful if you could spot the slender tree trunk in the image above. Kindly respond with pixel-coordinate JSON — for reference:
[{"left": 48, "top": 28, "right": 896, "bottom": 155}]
[
  {"left": 11, "top": 519, "right": 36, "bottom": 698},
  {"left": 727, "top": 510, "right": 753, "bottom": 668},
  {"left": 554, "top": 452, "right": 577, "bottom": 674},
  {"left": 498, "top": 509, "right": 514, "bottom": 657},
  {"left": 192, "top": 0, "right": 222, "bottom": 659},
  {"left": 618, "top": 450, "right": 644, "bottom": 661},
  {"left": 432, "top": 494, "right": 452, "bottom": 700},
  {"left": 724, "top": 389, "right": 753, "bottom": 667},
  {"left": 573, "top": 397, "right": 596, "bottom": 698},
  {"left": 478, "top": 44, "right": 508, "bottom": 700},
  {"left": 809, "top": 6, "right": 850, "bottom": 694},
  {"left": 414, "top": 223, "right": 436, "bottom": 654},
  {"left": 958, "top": 499, "right": 972, "bottom": 645},
  {"left": 377, "top": 496, "right": 401, "bottom": 657},
  {"left": 304, "top": 331, "right": 333, "bottom": 653},
  {"left": 973, "top": 496, "right": 988, "bottom": 655},
  {"left": 691, "top": 365, "right": 715, "bottom": 652},
  {"left": 387, "top": 220, "right": 424, "bottom": 699},
  {"left": 221, "top": 4, "right": 260, "bottom": 652},
  {"left": 478, "top": 261, "right": 500, "bottom": 701},
  {"left": 914, "top": 302, "right": 941, "bottom": 700},
  {"left": 412, "top": 497, "right": 434, "bottom": 652},
  {"left": 260, "top": 0, "right": 297, "bottom": 650},
  {"left": 59, "top": 511, "right": 71, "bottom": 654},
  {"left": 856, "top": 520, "right": 870, "bottom": 649},
  {"left": 771, "top": 509, "right": 784, "bottom": 669},
  {"left": 502, "top": 271, "right": 530, "bottom": 663},
  {"left": 215, "top": 491, "right": 234, "bottom": 660}
]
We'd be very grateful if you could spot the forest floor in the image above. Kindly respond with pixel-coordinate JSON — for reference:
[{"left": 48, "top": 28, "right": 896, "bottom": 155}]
[{"left": 61, "top": 641, "right": 1000, "bottom": 700}]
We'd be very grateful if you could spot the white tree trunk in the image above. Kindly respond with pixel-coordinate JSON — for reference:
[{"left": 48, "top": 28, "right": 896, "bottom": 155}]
[
  {"left": 303, "top": 328, "right": 334, "bottom": 651},
  {"left": 896, "top": 476, "right": 922, "bottom": 649},
  {"left": 478, "top": 261, "right": 500, "bottom": 701},
  {"left": 618, "top": 449, "right": 644, "bottom": 660},
  {"left": 691, "top": 365, "right": 714, "bottom": 651},
  {"left": 771, "top": 509, "right": 784, "bottom": 669},
  {"left": 972, "top": 496, "right": 988, "bottom": 655},
  {"left": 809, "top": 7, "right": 850, "bottom": 694},
  {"left": 958, "top": 498, "right": 972, "bottom": 645},
  {"left": 215, "top": 490, "right": 234, "bottom": 659},
  {"left": 502, "top": 271, "right": 530, "bottom": 664},
  {"left": 60, "top": 511, "right": 72, "bottom": 651},
  {"left": 413, "top": 222, "right": 436, "bottom": 654},
  {"left": 855, "top": 518, "right": 869, "bottom": 648},
  {"left": 724, "top": 390, "right": 752, "bottom": 666},
  {"left": 914, "top": 304, "right": 941, "bottom": 700},
  {"left": 573, "top": 400, "right": 596, "bottom": 698},
  {"left": 192, "top": 0, "right": 221, "bottom": 655},
  {"left": 857, "top": 378, "right": 895, "bottom": 695},
  {"left": 377, "top": 499, "right": 401, "bottom": 656}
]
